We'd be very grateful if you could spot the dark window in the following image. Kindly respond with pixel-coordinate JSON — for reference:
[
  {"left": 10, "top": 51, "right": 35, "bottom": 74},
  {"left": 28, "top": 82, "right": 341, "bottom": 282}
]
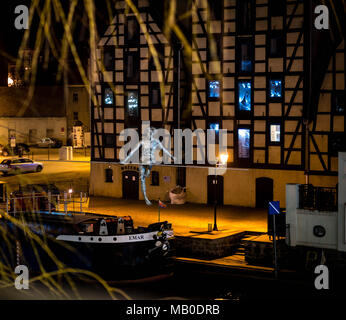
[
  {"left": 238, "top": 128, "right": 251, "bottom": 159},
  {"left": 269, "top": 124, "right": 281, "bottom": 143},
  {"left": 236, "top": 0, "right": 254, "bottom": 34},
  {"left": 151, "top": 171, "right": 159, "bottom": 186},
  {"left": 269, "top": 0, "right": 285, "bottom": 16},
  {"left": 268, "top": 78, "right": 282, "bottom": 100},
  {"left": 208, "top": 0, "right": 222, "bottom": 20},
  {"left": 103, "top": 47, "right": 114, "bottom": 71},
  {"left": 126, "top": 16, "right": 140, "bottom": 44},
  {"left": 238, "top": 80, "right": 252, "bottom": 112},
  {"left": 126, "top": 51, "right": 140, "bottom": 82},
  {"left": 151, "top": 85, "right": 161, "bottom": 106},
  {"left": 105, "top": 168, "right": 113, "bottom": 183},
  {"left": 208, "top": 80, "right": 220, "bottom": 99},
  {"left": 104, "top": 134, "right": 115, "bottom": 147},
  {"left": 73, "top": 92, "right": 78, "bottom": 103},
  {"left": 268, "top": 31, "right": 284, "bottom": 57},
  {"left": 329, "top": 133, "right": 346, "bottom": 156},
  {"left": 208, "top": 34, "right": 222, "bottom": 61},
  {"left": 149, "top": 44, "right": 165, "bottom": 70},
  {"left": 73, "top": 112, "right": 79, "bottom": 121},
  {"left": 332, "top": 91, "right": 345, "bottom": 114},
  {"left": 237, "top": 38, "right": 253, "bottom": 73},
  {"left": 104, "top": 87, "right": 114, "bottom": 105}
]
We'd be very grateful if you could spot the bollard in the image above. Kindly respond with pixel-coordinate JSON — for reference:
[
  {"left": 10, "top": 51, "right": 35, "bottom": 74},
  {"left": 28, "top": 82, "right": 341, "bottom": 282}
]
[
  {"left": 32, "top": 191, "right": 35, "bottom": 212},
  {"left": 48, "top": 191, "right": 51, "bottom": 213},
  {"left": 80, "top": 192, "right": 83, "bottom": 212},
  {"left": 57, "top": 195, "right": 60, "bottom": 211},
  {"left": 64, "top": 192, "right": 67, "bottom": 214}
]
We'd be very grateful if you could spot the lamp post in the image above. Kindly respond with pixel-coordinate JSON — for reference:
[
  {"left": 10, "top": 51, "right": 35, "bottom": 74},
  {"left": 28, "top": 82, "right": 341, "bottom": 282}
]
[{"left": 213, "top": 153, "right": 228, "bottom": 231}]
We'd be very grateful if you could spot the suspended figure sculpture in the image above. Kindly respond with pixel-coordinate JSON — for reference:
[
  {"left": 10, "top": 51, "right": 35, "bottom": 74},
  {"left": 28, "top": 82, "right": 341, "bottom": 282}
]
[{"left": 121, "top": 127, "right": 175, "bottom": 205}]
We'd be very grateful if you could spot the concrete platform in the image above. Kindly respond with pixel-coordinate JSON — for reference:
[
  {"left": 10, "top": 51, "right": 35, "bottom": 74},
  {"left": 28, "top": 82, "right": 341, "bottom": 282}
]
[{"left": 174, "top": 230, "right": 247, "bottom": 258}]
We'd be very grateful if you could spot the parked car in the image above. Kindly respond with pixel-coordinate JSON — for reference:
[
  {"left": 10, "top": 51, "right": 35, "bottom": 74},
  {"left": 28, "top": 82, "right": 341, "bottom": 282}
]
[
  {"left": 37, "top": 137, "right": 62, "bottom": 148},
  {"left": 0, "top": 158, "right": 43, "bottom": 175},
  {"left": 0, "top": 143, "right": 30, "bottom": 157}
]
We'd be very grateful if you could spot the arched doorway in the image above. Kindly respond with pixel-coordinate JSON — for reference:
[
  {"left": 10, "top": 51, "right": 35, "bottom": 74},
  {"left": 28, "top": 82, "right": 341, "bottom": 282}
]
[
  {"left": 207, "top": 175, "right": 224, "bottom": 205},
  {"left": 122, "top": 171, "right": 139, "bottom": 200},
  {"left": 255, "top": 177, "right": 273, "bottom": 208}
]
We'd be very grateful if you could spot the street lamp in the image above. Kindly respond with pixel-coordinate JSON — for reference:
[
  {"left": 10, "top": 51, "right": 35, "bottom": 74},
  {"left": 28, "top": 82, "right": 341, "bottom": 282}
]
[{"left": 213, "top": 153, "right": 228, "bottom": 231}]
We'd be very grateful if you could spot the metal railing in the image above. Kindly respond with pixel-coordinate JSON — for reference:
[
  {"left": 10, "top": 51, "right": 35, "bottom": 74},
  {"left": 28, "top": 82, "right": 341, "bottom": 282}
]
[{"left": 298, "top": 184, "right": 338, "bottom": 212}]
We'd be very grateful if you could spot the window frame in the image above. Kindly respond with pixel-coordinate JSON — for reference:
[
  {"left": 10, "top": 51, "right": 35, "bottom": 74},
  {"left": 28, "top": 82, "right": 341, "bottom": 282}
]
[
  {"left": 151, "top": 171, "right": 160, "bottom": 186},
  {"left": 268, "top": 122, "right": 282, "bottom": 145},
  {"left": 208, "top": 80, "right": 221, "bottom": 101},
  {"left": 125, "top": 90, "right": 140, "bottom": 128},
  {"left": 269, "top": 0, "right": 285, "bottom": 17},
  {"left": 236, "top": 126, "right": 252, "bottom": 163},
  {"left": 105, "top": 168, "right": 114, "bottom": 183},
  {"left": 236, "top": 79, "right": 253, "bottom": 118},
  {"left": 236, "top": 0, "right": 255, "bottom": 35},
  {"left": 103, "top": 86, "right": 114, "bottom": 106},
  {"left": 125, "top": 51, "right": 140, "bottom": 83},
  {"left": 268, "top": 31, "right": 285, "bottom": 58},
  {"left": 332, "top": 91, "right": 345, "bottom": 115},
  {"left": 125, "top": 16, "right": 140, "bottom": 45},
  {"left": 268, "top": 76, "right": 283, "bottom": 102},
  {"left": 103, "top": 46, "right": 114, "bottom": 71},
  {"left": 236, "top": 37, "right": 254, "bottom": 74}
]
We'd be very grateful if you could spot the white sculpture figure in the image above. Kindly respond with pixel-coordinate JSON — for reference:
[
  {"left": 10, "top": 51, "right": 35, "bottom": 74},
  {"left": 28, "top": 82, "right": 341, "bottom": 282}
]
[{"left": 121, "top": 126, "right": 175, "bottom": 205}]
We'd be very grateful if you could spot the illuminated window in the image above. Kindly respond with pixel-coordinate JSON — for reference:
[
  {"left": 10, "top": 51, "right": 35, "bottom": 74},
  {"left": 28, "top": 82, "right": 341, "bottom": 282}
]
[
  {"left": 126, "top": 91, "right": 139, "bottom": 117},
  {"left": 104, "top": 88, "right": 114, "bottom": 105},
  {"left": 209, "top": 80, "right": 220, "bottom": 99},
  {"left": 238, "top": 81, "right": 251, "bottom": 112},
  {"left": 238, "top": 128, "right": 250, "bottom": 159},
  {"left": 270, "top": 124, "right": 281, "bottom": 143},
  {"left": 269, "top": 79, "right": 282, "bottom": 99},
  {"left": 209, "top": 123, "right": 220, "bottom": 132}
]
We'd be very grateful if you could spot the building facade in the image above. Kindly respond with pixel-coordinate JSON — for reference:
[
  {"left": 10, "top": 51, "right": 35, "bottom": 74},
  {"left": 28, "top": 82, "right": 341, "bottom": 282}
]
[{"left": 90, "top": 0, "right": 345, "bottom": 207}]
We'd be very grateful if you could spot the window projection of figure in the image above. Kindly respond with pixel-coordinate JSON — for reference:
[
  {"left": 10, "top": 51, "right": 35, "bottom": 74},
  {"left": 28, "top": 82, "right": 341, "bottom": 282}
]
[{"left": 121, "top": 127, "right": 175, "bottom": 205}]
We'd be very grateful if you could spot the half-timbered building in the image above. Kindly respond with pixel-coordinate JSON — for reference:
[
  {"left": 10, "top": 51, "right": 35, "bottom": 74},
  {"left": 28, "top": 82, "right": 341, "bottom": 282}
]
[{"left": 90, "top": 0, "right": 345, "bottom": 208}]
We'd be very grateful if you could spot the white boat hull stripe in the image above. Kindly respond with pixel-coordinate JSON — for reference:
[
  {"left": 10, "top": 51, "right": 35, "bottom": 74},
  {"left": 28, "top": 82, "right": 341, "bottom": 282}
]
[{"left": 56, "top": 231, "right": 174, "bottom": 244}]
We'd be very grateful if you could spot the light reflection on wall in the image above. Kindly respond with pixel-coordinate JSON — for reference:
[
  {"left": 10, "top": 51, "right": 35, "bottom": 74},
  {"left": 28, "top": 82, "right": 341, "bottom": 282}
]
[
  {"left": 104, "top": 88, "right": 114, "bottom": 105},
  {"left": 238, "top": 128, "right": 250, "bottom": 159},
  {"left": 238, "top": 81, "right": 251, "bottom": 111},
  {"left": 269, "top": 80, "right": 282, "bottom": 98}
]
